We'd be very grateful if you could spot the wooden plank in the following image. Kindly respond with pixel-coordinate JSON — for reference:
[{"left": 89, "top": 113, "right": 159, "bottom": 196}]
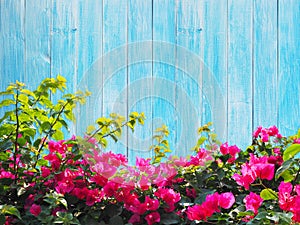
[
  {"left": 74, "top": 1, "right": 103, "bottom": 136},
  {"left": 253, "top": 0, "right": 278, "bottom": 129},
  {"left": 278, "top": 0, "right": 300, "bottom": 136},
  {"left": 0, "top": 1, "right": 25, "bottom": 117},
  {"left": 176, "top": 1, "right": 202, "bottom": 155},
  {"left": 152, "top": 0, "right": 178, "bottom": 158},
  {"left": 51, "top": 0, "right": 78, "bottom": 136},
  {"left": 227, "top": 0, "right": 253, "bottom": 148},
  {"left": 201, "top": 0, "right": 228, "bottom": 143},
  {"left": 51, "top": 0, "right": 78, "bottom": 93},
  {"left": 102, "top": 0, "right": 128, "bottom": 156},
  {"left": 0, "top": 1, "right": 25, "bottom": 88},
  {"left": 127, "top": 0, "right": 153, "bottom": 163},
  {"left": 25, "top": 0, "right": 51, "bottom": 89}
]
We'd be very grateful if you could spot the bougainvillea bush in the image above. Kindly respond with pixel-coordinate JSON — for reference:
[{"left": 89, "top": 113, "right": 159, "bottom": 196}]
[{"left": 1, "top": 76, "right": 300, "bottom": 225}]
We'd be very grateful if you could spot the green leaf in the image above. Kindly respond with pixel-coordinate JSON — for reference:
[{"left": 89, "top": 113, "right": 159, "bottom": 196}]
[
  {"left": 18, "top": 94, "right": 28, "bottom": 103},
  {"left": 0, "top": 214, "right": 5, "bottom": 225},
  {"left": 109, "top": 215, "right": 123, "bottom": 225},
  {"left": 0, "top": 99, "right": 14, "bottom": 108},
  {"left": 52, "top": 130, "right": 64, "bottom": 141},
  {"left": 275, "top": 159, "right": 293, "bottom": 180},
  {"left": 37, "top": 159, "right": 48, "bottom": 166},
  {"left": 260, "top": 188, "right": 277, "bottom": 200},
  {"left": 281, "top": 170, "right": 295, "bottom": 182},
  {"left": 283, "top": 144, "right": 300, "bottom": 161},
  {"left": 160, "top": 213, "right": 180, "bottom": 224},
  {"left": 41, "top": 121, "right": 51, "bottom": 132},
  {"left": 86, "top": 125, "right": 95, "bottom": 134},
  {"left": 0, "top": 205, "right": 21, "bottom": 219}
]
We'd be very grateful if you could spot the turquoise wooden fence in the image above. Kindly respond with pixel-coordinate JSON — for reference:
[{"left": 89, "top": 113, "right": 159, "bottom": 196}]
[{"left": 1, "top": 0, "right": 299, "bottom": 163}]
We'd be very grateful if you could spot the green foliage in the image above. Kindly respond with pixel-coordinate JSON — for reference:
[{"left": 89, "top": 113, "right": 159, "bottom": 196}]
[{"left": 150, "top": 124, "right": 171, "bottom": 164}]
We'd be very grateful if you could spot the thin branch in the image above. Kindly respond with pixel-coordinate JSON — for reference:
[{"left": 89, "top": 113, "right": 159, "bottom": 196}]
[
  {"left": 13, "top": 90, "right": 19, "bottom": 182},
  {"left": 33, "top": 100, "right": 69, "bottom": 168}
]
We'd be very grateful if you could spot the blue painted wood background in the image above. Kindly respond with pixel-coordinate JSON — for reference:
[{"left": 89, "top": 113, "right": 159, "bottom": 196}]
[{"left": 1, "top": 0, "right": 300, "bottom": 163}]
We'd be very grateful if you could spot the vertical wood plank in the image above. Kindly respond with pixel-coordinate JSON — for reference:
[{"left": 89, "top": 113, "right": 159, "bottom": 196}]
[
  {"left": 0, "top": 1, "right": 25, "bottom": 117},
  {"left": 227, "top": 0, "right": 253, "bottom": 148},
  {"left": 278, "top": 0, "right": 300, "bottom": 136},
  {"left": 127, "top": 0, "right": 153, "bottom": 163},
  {"left": 176, "top": 1, "right": 202, "bottom": 155},
  {"left": 102, "top": 0, "right": 128, "bottom": 155},
  {"left": 253, "top": 0, "right": 278, "bottom": 129},
  {"left": 0, "top": 1, "right": 25, "bottom": 88},
  {"left": 51, "top": 0, "right": 78, "bottom": 137},
  {"left": 74, "top": 1, "right": 103, "bottom": 136},
  {"left": 152, "top": 0, "right": 176, "bottom": 157},
  {"left": 51, "top": 0, "right": 78, "bottom": 96},
  {"left": 25, "top": 0, "right": 51, "bottom": 89},
  {"left": 201, "top": 0, "right": 228, "bottom": 143}
]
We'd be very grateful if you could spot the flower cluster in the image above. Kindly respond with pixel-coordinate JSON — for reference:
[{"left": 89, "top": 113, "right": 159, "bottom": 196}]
[{"left": 186, "top": 192, "right": 235, "bottom": 221}]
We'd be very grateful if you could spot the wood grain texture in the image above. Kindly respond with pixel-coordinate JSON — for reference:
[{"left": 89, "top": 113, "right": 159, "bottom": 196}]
[
  {"left": 152, "top": 0, "right": 177, "bottom": 157},
  {"left": 0, "top": 0, "right": 25, "bottom": 88},
  {"left": 75, "top": 1, "right": 103, "bottom": 136},
  {"left": 1, "top": 1, "right": 300, "bottom": 155},
  {"left": 176, "top": 0, "right": 202, "bottom": 155},
  {"left": 278, "top": 0, "right": 300, "bottom": 136},
  {"left": 102, "top": 0, "right": 128, "bottom": 155},
  {"left": 0, "top": 0, "right": 25, "bottom": 117},
  {"left": 25, "top": 0, "right": 51, "bottom": 90},
  {"left": 201, "top": 0, "right": 228, "bottom": 143},
  {"left": 227, "top": 0, "right": 253, "bottom": 148},
  {"left": 127, "top": 0, "right": 153, "bottom": 163},
  {"left": 253, "top": 0, "right": 278, "bottom": 130}
]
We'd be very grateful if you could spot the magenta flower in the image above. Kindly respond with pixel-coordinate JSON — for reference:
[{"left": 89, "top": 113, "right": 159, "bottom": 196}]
[
  {"left": 219, "top": 192, "right": 235, "bottom": 209},
  {"left": 220, "top": 142, "right": 240, "bottom": 163},
  {"left": 154, "top": 188, "right": 180, "bottom": 212},
  {"left": 186, "top": 204, "right": 208, "bottom": 221},
  {"left": 186, "top": 148, "right": 213, "bottom": 167},
  {"left": 243, "top": 192, "right": 263, "bottom": 214},
  {"left": 144, "top": 196, "right": 160, "bottom": 211},
  {"left": 278, "top": 182, "right": 295, "bottom": 211},
  {"left": 233, "top": 154, "right": 275, "bottom": 189},
  {"left": 186, "top": 192, "right": 235, "bottom": 221},
  {"left": 30, "top": 204, "right": 41, "bottom": 217},
  {"left": 128, "top": 214, "right": 141, "bottom": 224},
  {"left": 145, "top": 212, "right": 160, "bottom": 225}
]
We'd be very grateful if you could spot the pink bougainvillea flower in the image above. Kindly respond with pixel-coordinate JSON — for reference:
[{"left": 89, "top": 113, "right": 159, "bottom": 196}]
[
  {"left": 144, "top": 196, "right": 160, "bottom": 211},
  {"left": 186, "top": 148, "right": 213, "bottom": 167},
  {"left": 186, "top": 204, "right": 208, "bottom": 221},
  {"left": 102, "top": 181, "right": 120, "bottom": 197},
  {"left": 154, "top": 188, "right": 181, "bottom": 212},
  {"left": 128, "top": 214, "right": 141, "bottom": 224},
  {"left": 40, "top": 166, "right": 51, "bottom": 178},
  {"left": 278, "top": 182, "right": 295, "bottom": 211},
  {"left": 136, "top": 156, "right": 151, "bottom": 167},
  {"left": 219, "top": 192, "right": 235, "bottom": 209},
  {"left": 186, "top": 187, "right": 197, "bottom": 199},
  {"left": 220, "top": 142, "right": 240, "bottom": 163},
  {"left": 48, "top": 140, "right": 67, "bottom": 154},
  {"left": 243, "top": 192, "right": 263, "bottom": 214},
  {"left": 145, "top": 212, "right": 160, "bottom": 225},
  {"left": 292, "top": 196, "right": 300, "bottom": 222},
  {"left": 44, "top": 153, "right": 62, "bottom": 171},
  {"left": 253, "top": 125, "right": 282, "bottom": 142},
  {"left": 232, "top": 164, "right": 256, "bottom": 190},
  {"left": 233, "top": 154, "right": 275, "bottom": 189},
  {"left": 30, "top": 204, "right": 41, "bottom": 216},
  {"left": 186, "top": 192, "right": 235, "bottom": 222},
  {"left": 86, "top": 189, "right": 103, "bottom": 206}
]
